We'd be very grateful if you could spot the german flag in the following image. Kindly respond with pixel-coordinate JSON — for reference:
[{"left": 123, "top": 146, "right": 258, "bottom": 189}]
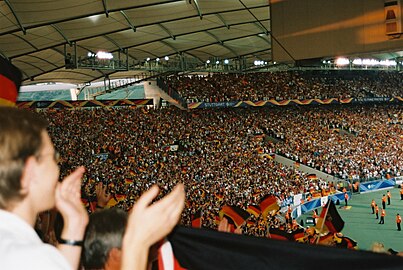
[
  {"left": 191, "top": 209, "right": 202, "bottom": 228},
  {"left": 259, "top": 153, "right": 274, "bottom": 159},
  {"left": 181, "top": 166, "right": 187, "bottom": 173},
  {"left": 246, "top": 205, "right": 261, "bottom": 217},
  {"left": 316, "top": 200, "right": 344, "bottom": 233},
  {"left": 259, "top": 194, "right": 279, "bottom": 217},
  {"left": 253, "top": 133, "right": 265, "bottom": 141},
  {"left": 246, "top": 220, "right": 255, "bottom": 227},
  {"left": 214, "top": 215, "right": 221, "bottom": 225},
  {"left": 214, "top": 192, "right": 224, "bottom": 201},
  {"left": 317, "top": 233, "right": 334, "bottom": 245},
  {"left": 124, "top": 178, "right": 134, "bottom": 185},
  {"left": 0, "top": 56, "right": 21, "bottom": 107},
  {"left": 341, "top": 235, "right": 358, "bottom": 250},
  {"left": 307, "top": 173, "right": 318, "bottom": 180},
  {"left": 219, "top": 205, "right": 250, "bottom": 227},
  {"left": 291, "top": 228, "right": 306, "bottom": 242},
  {"left": 115, "top": 194, "right": 127, "bottom": 202},
  {"left": 267, "top": 227, "right": 292, "bottom": 241},
  {"left": 107, "top": 197, "right": 118, "bottom": 208}
]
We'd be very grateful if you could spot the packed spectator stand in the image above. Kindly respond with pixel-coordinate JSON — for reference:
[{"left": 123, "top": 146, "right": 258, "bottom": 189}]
[
  {"left": 164, "top": 70, "right": 403, "bottom": 102},
  {"left": 37, "top": 69, "right": 402, "bottom": 247}
]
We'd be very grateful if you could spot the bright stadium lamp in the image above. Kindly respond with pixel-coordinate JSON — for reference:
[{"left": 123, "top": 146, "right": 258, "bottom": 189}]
[
  {"left": 96, "top": 51, "right": 113, "bottom": 59},
  {"left": 335, "top": 57, "right": 349, "bottom": 66}
]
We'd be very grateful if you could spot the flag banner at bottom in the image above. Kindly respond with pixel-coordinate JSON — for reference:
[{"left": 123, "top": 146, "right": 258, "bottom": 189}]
[{"left": 167, "top": 226, "right": 403, "bottom": 270}]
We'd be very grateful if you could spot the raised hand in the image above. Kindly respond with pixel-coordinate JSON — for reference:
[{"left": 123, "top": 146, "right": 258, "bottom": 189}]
[
  {"left": 95, "top": 182, "right": 112, "bottom": 208},
  {"left": 121, "top": 184, "right": 185, "bottom": 270},
  {"left": 218, "top": 217, "right": 231, "bottom": 232},
  {"left": 55, "top": 166, "right": 88, "bottom": 238},
  {"left": 55, "top": 166, "right": 89, "bottom": 269}
]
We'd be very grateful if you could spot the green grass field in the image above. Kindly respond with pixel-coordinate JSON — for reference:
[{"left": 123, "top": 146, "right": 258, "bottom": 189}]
[{"left": 299, "top": 187, "right": 403, "bottom": 251}]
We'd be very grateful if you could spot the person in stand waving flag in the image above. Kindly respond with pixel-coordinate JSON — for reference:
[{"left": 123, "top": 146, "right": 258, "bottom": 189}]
[
  {"left": 219, "top": 205, "right": 251, "bottom": 230},
  {"left": 259, "top": 194, "right": 279, "bottom": 219}
]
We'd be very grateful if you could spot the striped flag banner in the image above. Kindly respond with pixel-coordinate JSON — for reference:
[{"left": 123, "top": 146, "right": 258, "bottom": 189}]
[{"left": 219, "top": 205, "right": 251, "bottom": 228}]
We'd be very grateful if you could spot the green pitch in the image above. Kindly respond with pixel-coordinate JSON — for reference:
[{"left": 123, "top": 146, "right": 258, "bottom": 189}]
[{"left": 299, "top": 187, "right": 403, "bottom": 251}]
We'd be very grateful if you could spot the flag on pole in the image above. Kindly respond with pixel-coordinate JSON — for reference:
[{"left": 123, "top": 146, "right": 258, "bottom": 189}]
[{"left": 316, "top": 200, "right": 344, "bottom": 233}]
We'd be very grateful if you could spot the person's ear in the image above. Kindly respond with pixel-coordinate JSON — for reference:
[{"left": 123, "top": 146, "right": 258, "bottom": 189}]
[{"left": 20, "top": 156, "right": 37, "bottom": 195}]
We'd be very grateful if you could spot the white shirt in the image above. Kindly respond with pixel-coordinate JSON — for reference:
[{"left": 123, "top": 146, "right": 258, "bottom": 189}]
[{"left": 0, "top": 209, "right": 71, "bottom": 270}]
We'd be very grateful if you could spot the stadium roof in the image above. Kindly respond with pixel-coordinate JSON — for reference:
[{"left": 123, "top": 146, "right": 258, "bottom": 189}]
[
  {"left": 0, "top": 0, "right": 273, "bottom": 85},
  {"left": 1, "top": 0, "right": 402, "bottom": 86}
]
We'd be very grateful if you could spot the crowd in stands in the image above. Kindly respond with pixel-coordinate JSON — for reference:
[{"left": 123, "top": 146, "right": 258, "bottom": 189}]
[
  {"left": 41, "top": 103, "right": 402, "bottom": 238},
  {"left": 44, "top": 107, "right": 319, "bottom": 234},
  {"left": 270, "top": 105, "right": 403, "bottom": 181},
  {"left": 163, "top": 70, "right": 403, "bottom": 102}
]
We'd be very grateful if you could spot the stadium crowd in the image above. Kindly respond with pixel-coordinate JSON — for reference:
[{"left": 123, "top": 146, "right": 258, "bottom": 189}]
[
  {"left": 163, "top": 70, "right": 403, "bottom": 102},
  {"left": 40, "top": 103, "right": 402, "bottom": 237},
  {"left": 270, "top": 105, "right": 403, "bottom": 181},
  {"left": 44, "top": 107, "right": 319, "bottom": 233}
]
